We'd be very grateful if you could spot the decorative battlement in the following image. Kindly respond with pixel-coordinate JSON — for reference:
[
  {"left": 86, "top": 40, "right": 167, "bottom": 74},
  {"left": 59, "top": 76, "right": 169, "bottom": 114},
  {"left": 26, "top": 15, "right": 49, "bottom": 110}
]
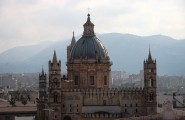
[
  {"left": 82, "top": 113, "right": 121, "bottom": 118},
  {"left": 61, "top": 88, "right": 144, "bottom": 95}
]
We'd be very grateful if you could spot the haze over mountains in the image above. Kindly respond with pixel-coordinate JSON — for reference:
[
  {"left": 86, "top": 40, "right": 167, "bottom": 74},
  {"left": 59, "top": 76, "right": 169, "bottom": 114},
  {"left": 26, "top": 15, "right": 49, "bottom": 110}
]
[{"left": 0, "top": 33, "right": 184, "bottom": 76}]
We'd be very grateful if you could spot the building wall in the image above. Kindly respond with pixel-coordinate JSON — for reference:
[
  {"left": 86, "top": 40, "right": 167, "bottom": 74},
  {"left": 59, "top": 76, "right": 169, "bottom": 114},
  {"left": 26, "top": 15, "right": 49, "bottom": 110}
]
[
  {"left": 60, "top": 88, "right": 146, "bottom": 119},
  {"left": 67, "top": 63, "right": 111, "bottom": 89}
]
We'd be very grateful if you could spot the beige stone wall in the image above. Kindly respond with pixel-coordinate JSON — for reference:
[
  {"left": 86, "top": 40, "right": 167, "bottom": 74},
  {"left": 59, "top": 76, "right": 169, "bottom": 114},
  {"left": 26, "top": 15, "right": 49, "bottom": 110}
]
[
  {"left": 60, "top": 88, "right": 145, "bottom": 119},
  {"left": 67, "top": 63, "right": 111, "bottom": 89}
]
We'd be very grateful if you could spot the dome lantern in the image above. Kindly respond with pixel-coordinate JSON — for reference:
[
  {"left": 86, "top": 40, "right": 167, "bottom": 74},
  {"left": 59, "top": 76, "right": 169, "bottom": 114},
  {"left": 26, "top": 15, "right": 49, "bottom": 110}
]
[{"left": 83, "top": 14, "right": 95, "bottom": 36}]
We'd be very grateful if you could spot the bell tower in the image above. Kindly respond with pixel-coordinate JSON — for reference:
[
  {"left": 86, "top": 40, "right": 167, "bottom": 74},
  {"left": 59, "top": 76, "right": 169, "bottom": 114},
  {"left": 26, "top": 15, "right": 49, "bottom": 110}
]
[
  {"left": 144, "top": 48, "right": 157, "bottom": 115},
  {"left": 48, "top": 50, "right": 62, "bottom": 120},
  {"left": 36, "top": 68, "right": 47, "bottom": 120},
  {"left": 39, "top": 68, "right": 47, "bottom": 99}
]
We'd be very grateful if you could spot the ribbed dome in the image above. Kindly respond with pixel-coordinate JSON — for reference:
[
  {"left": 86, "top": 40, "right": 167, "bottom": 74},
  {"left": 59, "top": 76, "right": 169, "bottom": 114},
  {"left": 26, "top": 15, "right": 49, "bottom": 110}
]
[
  {"left": 70, "top": 36, "right": 108, "bottom": 60},
  {"left": 69, "top": 14, "right": 110, "bottom": 63}
]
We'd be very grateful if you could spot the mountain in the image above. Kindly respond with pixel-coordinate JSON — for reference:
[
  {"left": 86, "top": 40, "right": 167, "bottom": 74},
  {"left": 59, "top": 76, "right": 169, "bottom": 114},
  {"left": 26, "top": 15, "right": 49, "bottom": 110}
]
[{"left": 0, "top": 33, "right": 184, "bottom": 76}]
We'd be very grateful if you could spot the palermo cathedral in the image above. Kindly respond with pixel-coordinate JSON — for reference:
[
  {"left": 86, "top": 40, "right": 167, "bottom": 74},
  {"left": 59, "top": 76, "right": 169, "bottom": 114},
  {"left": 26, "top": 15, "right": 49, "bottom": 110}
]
[{"left": 36, "top": 14, "right": 157, "bottom": 120}]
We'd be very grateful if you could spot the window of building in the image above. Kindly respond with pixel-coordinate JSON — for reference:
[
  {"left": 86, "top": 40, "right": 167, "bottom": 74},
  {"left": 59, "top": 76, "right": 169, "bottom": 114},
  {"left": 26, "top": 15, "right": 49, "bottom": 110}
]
[
  {"left": 90, "top": 76, "right": 94, "bottom": 85},
  {"left": 130, "top": 104, "right": 132, "bottom": 107},
  {"left": 74, "top": 76, "right": 79, "bottom": 85},
  {"left": 77, "top": 104, "right": 78, "bottom": 107},
  {"left": 53, "top": 94, "right": 58, "bottom": 103},
  {"left": 125, "top": 104, "right": 127, "bottom": 107},
  {"left": 103, "top": 100, "right": 106, "bottom": 105},
  {"left": 151, "top": 78, "right": 153, "bottom": 87},
  {"left": 53, "top": 79, "right": 58, "bottom": 88},
  {"left": 104, "top": 76, "right": 107, "bottom": 85},
  {"left": 77, "top": 109, "right": 78, "bottom": 112},
  {"left": 125, "top": 109, "right": 127, "bottom": 113},
  {"left": 136, "top": 109, "right": 138, "bottom": 113},
  {"left": 70, "top": 109, "right": 71, "bottom": 112},
  {"left": 63, "top": 104, "right": 65, "bottom": 107},
  {"left": 136, "top": 104, "right": 138, "bottom": 107},
  {"left": 149, "top": 92, "right": 154, "bottom": 101},
  {"left": 149, "top": 78, "right": 153, "bottom": 87},
  {"left": 70, "top": 104, "right": 71, "bottom": 107}
]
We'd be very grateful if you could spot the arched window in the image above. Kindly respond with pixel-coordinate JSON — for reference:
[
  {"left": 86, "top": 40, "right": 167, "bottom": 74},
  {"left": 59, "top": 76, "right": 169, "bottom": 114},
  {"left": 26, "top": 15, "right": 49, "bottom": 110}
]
[
  {"left": 53, "top": 79, "right": 58, "bottom": 88},
  {"left": 63, "top": 116, "right": 71, "bottom": 120},
  {"left": 90, "top": 76, "right": 94, "bottom": 85},
  {"left": 53, "top": 93, "right": 58, "bottom": 103},
  {"left": 149, "top": 92, "right": 154, "bottom": 101},
  {"left": 104, "top": 76, "right": 107, "bottom": 85},
  {"left": 74, "top": 76, "right": 79, "bottom": 85},
  {"left": 149, "top": 78, "right": 153, "bottom": 87}
]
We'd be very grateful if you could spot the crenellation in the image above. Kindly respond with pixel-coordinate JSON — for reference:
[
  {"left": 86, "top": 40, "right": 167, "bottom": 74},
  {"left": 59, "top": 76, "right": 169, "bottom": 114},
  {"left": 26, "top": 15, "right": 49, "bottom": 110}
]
[{"left": 83, "top": 113, "right": 121, "bottom": 118}]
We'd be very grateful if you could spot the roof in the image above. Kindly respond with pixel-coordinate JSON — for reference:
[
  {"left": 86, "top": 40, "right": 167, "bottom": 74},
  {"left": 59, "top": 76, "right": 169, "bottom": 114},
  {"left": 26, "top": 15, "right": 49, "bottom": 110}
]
[
  {"left": 69, "top": 14, "right": 110, "bottom": 63},
  {"left": 70, "top": 36, "right": 108, "bottom": 61}
]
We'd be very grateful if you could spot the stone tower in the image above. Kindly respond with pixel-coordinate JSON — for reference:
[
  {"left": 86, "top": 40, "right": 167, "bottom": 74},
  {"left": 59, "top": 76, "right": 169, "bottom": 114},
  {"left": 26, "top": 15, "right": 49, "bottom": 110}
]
[
  {"left": 48, "top": 50, "right": 62, "bottom": 120},
  {"left": 39, "top": 68, "right": 47, "bottom": 99},
  {"left": 66, "top": 14, "right": 112, "bottom": 89},
  {"left": 37, "top": 68, "right": 47, "bottom": 120},
  {"left": 144, "top": 48, "right": 157, "bottom": 115}
]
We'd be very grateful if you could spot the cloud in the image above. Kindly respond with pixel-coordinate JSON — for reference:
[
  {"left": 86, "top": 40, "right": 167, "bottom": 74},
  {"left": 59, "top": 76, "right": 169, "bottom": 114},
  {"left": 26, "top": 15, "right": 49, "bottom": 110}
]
[{"left": 0, "top": 0, "right": 184, "bottom": 52}]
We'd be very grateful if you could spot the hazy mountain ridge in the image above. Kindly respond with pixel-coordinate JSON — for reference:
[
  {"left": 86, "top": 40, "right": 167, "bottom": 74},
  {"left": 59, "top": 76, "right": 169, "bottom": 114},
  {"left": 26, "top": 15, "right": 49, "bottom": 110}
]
[{"left": 0, "top": 33, "right": 184, "bottom": 75}]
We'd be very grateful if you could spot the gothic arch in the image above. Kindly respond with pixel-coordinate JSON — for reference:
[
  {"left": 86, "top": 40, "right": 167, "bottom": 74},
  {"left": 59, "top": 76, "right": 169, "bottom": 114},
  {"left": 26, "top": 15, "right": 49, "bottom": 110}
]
[
  {"left": 149, "top": 91, "right": 154, "bottom": 101},
  {"left": 52, "top": 91, "right": 60, "bottom": 103},
  {"left": 149, "top": 77, "right": 153, "bottom": 87},
  {"left": 53, "top": 78, "right": 59, "bottom": 88},
  {"left": 63, "top": 116, "right": 72, "bottom": 120}
]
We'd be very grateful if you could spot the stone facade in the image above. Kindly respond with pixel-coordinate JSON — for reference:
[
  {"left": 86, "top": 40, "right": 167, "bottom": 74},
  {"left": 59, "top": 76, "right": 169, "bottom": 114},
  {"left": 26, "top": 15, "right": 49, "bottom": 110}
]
[{"left": 36, "top": 14, "right": 157, "bottom": 120}]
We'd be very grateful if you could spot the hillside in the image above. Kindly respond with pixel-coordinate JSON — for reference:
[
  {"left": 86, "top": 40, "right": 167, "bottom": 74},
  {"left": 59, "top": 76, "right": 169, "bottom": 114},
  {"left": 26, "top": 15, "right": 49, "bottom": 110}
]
[{"left": 0, "top": 33, "right": 184, "bottom": 75}]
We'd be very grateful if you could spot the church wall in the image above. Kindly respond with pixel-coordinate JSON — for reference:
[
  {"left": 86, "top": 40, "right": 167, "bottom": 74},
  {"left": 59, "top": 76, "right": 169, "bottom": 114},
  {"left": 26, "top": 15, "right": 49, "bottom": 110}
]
[
  {"left": 60, "top": 88, "right": 146, "bottom": 118},
  {"left": 67, "top": 63, "right": 111, "bottom": 89},
  {"left": 61, "top": 90, "right": 83, "bottom": 119}
]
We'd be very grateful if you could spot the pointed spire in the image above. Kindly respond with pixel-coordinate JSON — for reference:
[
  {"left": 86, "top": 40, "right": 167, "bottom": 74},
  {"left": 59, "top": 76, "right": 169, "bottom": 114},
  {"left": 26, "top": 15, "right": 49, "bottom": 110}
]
[
  {"left": 52, "top": 50, "right": 57, "bottom": 63},
  {"left": 87, "top": 13, "right": 91, "bottom": 22},
  {"left": 42, "top": 67, "right": 44, "bottom": 75},
  {"left": 71, "top": 31, "right": 76, "bottom": 46},
  {"left": 148, "top": 47, "right": 152, "bottom": 61}
]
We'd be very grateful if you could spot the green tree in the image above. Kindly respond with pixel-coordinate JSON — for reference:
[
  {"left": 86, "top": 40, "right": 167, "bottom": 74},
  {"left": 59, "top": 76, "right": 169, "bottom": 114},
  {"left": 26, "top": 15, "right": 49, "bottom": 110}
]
[
  {"left": 21, "top": 97, "right": 27, "bottom": 106},
  {"left": 9, "top": 98, "right": 16, "bottom": 107}
]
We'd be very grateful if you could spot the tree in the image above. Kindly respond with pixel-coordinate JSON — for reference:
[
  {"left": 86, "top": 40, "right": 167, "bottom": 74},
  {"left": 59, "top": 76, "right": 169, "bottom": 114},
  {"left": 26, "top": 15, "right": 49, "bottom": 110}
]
[
  {"left": 9, "top": 98, "right": 16, "bottom": 107},
  {"left": 21, "top": 97, "right": 28, "bottom": 106}
]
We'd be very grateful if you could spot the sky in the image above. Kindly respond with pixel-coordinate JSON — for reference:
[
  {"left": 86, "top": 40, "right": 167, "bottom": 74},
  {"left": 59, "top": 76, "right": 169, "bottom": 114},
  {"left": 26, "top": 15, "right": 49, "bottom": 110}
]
[{"left": 0, "top": 0, "right": 184, "bottom": 53}]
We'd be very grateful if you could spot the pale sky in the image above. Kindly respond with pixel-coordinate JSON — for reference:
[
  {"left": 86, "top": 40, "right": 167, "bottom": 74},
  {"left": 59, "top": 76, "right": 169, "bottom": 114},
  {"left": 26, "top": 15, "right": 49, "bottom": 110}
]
[{"left": 0, "top": 0, "right": 184, "bottom": 53}]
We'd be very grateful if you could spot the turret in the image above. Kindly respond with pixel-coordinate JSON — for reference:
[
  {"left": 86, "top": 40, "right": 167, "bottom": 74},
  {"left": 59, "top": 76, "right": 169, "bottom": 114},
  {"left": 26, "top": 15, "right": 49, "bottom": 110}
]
[
  {"left": 144, "top": 48, "right": 157, "bottom": 88},
  {"left": 67, "top": 32, "right": 76, "bottom": 61},
  {"left": 47, "top": 50, "right": 62, "bottom": 119},
  {"left": 39, "top": 68, "right": 47, "bottom": 100},
  {"left": 48, "top": 50, "right": 61, "bottom": 75},
  {"left": 144, "top": 48, "right": 157, "bottom": 115}
]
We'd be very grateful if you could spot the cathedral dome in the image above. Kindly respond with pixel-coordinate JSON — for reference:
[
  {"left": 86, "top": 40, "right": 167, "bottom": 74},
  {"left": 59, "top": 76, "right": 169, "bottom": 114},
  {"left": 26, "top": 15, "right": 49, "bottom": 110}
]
[
  {"left": 70, "top": 14, "right": 110, "bottom": 63},
  {"left": 71, "top": 36, "right": 108, "bottom": 59}
]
